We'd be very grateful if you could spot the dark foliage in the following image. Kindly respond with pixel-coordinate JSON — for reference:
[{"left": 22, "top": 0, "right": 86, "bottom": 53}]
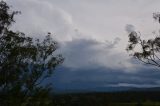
[
  {"left": 127, "top": 13, "right": 160, "bottom": 68},
  {"left": 0, "top": 1, "right": 64, "bottom": 105},
  {"left": 54, "top": 91, "right": 160, "bottom": 106}
]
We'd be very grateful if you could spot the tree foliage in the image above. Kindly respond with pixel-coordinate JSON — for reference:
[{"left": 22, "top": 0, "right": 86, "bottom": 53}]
[
  {"left": 0, "top": 1, "right": 64, "bottom": 105},
  {"left": 127, "top": 12, "right": 160, "bottom": 68}
]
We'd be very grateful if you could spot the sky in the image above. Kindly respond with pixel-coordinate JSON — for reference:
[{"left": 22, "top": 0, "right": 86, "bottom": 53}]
[{"left": 5, "top": 0, "right": 160, "bottom": 91}]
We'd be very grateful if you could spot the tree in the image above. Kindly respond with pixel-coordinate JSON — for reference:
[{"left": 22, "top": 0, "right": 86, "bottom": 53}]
[
  {"left": 0, "top": 1, "right": 64, "bottom": 105},
  {"left": 126, "top": 12, "right": 160, "bottom": 68}
]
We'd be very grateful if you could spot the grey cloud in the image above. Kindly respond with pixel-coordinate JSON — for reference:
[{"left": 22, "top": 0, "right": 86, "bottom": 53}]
[
  {"left": 6, "top": 0, "right": 160, "bottom": 90},
  {"left": 7, "top": 0, "right": 74, "bottom": 41},
  {"left": 6, "top": 0, "right": 138, "bottom": 72},
  {"left": 59, "top": 37, "right": 135, "bottom": 71},
  {"left": 60, "top": 38, "right": 108, "bottom": 69},
  {"left": 125, "top": 24, "right": 135, "bottom": 33},
  {"left": 45, "top": 66, "right": 160, "bottom": 91},
  {"left": 105, "top": 37, "right": 121, "bottom": 48}
]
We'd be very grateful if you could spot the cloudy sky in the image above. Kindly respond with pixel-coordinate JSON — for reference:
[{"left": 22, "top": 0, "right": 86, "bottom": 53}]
[{"left": 6, "top": 0, "right": 160, "bottom": 91}]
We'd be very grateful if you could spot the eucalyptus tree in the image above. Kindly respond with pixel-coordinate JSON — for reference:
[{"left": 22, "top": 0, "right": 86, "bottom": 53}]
[
  {"left": 0, "top": 1, "right": 64, "bottom": 105},
  {"left": 127, "top": 12, "right": 160, "bottom": 68}
]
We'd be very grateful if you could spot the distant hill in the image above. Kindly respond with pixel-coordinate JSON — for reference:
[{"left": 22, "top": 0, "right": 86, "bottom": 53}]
[
  {"left": 129, "top": 87, "right": 160, "bottom": 92},
  {"left": 54, "top": 86, "right": 160, "bottom": 94}
]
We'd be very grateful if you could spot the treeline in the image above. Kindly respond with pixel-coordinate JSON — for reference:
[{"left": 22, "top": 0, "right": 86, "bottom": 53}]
[{"left": 53, "top": 91, "right": 160, "bottom": 106}]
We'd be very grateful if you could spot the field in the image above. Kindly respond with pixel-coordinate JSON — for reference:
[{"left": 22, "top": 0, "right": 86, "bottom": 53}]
[{"left": 53, "top": 91, "right": 160, "bottom": 106}]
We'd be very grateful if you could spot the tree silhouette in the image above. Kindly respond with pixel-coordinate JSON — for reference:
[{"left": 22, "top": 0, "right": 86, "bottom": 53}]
[
  {"left": 0, "top": 1, "right": 64, "bottom": 105},
  {"left": 127, "top": 12, "right": 160, "bottom": 68}
]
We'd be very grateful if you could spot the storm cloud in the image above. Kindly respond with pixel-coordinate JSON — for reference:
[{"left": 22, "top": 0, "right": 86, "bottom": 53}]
[{"left": 6, "top": 0, "right": 160, "bottom": 90}]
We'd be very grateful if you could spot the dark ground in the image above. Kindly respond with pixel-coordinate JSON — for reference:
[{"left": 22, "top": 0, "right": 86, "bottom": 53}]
[{"left": 53, "top": 91, "right": 160, "bottom": 106}]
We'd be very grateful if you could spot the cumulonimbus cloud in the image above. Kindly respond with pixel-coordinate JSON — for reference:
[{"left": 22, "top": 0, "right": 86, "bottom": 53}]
[{"left": 6, "top": 0, "right": 160, "bottom": 90}]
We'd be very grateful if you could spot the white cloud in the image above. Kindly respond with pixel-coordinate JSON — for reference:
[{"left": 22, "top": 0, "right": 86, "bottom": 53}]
[
  {"left": 7, "top": 0, "right": 75, "bottom": 42},
  {"left": 109, "top": 83, "right": 160, "bottom": 88},
  {"left": 6, "top": 0, "right": 160, "bottom": 72}
]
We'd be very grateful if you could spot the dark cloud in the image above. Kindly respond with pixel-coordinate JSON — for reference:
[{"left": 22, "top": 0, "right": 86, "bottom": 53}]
[
  {"left": 58, "top": 37, "right": 132, "bottom": 71},
  {"left": 43, "top": 66, "right": 160, "bottom": 92},
  {"left": 125, "top": 24, "right": 135, "bottom": 33},
  {"left": 6, "top": 0, "right": 160, "bottom": 91}
]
